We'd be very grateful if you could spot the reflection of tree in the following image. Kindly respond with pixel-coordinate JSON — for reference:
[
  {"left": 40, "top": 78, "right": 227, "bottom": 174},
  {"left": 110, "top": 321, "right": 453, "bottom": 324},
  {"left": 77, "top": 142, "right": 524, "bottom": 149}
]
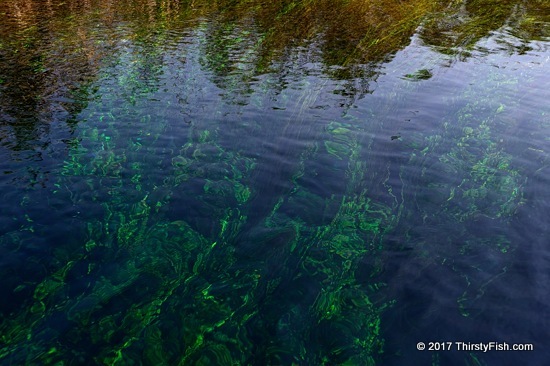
[
  {"left": 0, "top": 0, "right": 103, "bottom": 151},
  {"left": 186, "top": 0, "right": 548, "bottom": 103},
  {"left": 197, "top": 0, "right": 450, "bottom": 78},
  {"left": 0, "top": 0, "right": 185, "bottom": 151},
  {"left": 420, "top": 0, "right": 549, "bottom": 57},
  {"left": 216, "top": 0, "right": 547, "bottom": 70},
  {"left": 0, "top": 0, "right": 547, "bottom": 151}
]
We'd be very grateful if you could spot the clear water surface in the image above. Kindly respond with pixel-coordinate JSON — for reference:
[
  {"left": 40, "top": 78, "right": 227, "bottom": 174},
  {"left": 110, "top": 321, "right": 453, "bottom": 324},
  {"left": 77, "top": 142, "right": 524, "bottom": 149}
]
[{"left": 1, "top": 0, "right": 549, "bottom": 364}]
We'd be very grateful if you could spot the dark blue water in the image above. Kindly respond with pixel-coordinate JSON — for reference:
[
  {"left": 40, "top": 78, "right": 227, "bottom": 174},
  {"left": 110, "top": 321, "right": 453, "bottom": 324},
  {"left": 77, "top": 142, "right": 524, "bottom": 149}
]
[{"left": 1, "top": 0, "right": 549, "bottom": 364}]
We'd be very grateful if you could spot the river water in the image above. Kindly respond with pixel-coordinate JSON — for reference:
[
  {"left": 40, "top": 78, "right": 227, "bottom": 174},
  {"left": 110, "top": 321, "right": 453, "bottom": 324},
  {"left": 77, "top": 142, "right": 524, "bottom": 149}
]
[{"left": 1, "top": 0, "right": 549, "bottom": 364}]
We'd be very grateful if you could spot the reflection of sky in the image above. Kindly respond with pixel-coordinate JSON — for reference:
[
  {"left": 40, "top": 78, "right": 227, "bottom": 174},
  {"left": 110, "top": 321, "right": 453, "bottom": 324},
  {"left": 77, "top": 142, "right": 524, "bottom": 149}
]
[{"left": 373, "top": 26, "right": 549, "bottom": 365}]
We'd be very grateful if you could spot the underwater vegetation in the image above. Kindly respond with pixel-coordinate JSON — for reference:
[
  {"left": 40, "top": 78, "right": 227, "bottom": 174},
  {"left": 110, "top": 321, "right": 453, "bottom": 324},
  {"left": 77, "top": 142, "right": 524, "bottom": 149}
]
[
  {"left": 0, "top": 0, "right": 547, "bottom": 364},
  {"left": 403, "top": 73, "right": 527, "bottom": 321},
  {"left": 0, "top": 38, "right": 258, "bottom": 363},
  {"left": 1, "top": 64, "right": 533, "bottom": 364}
]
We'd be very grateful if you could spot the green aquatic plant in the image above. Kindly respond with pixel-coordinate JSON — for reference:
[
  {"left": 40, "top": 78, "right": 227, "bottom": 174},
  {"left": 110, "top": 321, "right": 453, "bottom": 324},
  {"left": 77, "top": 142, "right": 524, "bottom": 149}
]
[
  {"left": 2, "top": 1, "right": 545, "bottom": 364},
  {"left": 66, "top": 89, "right": 404, "bottom": 365},
  {"left": 397, "top": 64, "right": 528, "bottom": 334},
  {"left": 0, "top": 28, "right": 261, "bottom": 363},
  {"left": 411, "top": 103, "right": 525, "bottom": 223},
  {"left": 226, "top": 110, "right": 402, "bottom": 364},
  {"left": 324, "top": 122, "right": 357, "bottom": 160},
  {"left": 404, "top": 69, "right": 433, "bottom": 81}
]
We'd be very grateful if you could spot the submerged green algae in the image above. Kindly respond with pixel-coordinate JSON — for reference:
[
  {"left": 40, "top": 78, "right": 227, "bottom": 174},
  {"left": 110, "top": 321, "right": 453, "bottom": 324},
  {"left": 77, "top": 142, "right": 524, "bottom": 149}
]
[
  {"left": 1, "top": 64, "right": 535, "bottom": 365},
  {"left": 1, "top": 0, "right": 547, "bottom": 364}
]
